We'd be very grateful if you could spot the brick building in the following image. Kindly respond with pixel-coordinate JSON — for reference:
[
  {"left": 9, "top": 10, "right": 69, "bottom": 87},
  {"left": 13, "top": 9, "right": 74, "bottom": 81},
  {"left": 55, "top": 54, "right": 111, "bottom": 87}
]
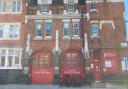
[
  {"left": 0, "top": 0, "right": 127, "bottom": 84},
  {"left": 0, "top": 0, "right": 26, "bottom": 83}
]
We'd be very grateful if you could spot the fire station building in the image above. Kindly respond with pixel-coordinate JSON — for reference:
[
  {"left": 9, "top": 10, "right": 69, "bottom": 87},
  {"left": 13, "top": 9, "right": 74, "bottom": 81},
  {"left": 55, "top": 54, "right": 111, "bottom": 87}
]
[{"left": 0, "top": 0, "right": 128, "bottom": 84}]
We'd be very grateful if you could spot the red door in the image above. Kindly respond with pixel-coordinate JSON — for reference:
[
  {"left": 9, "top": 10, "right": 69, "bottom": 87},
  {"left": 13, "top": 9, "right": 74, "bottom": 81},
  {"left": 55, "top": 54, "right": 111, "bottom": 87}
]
[
  {"left": 93, "top": 60, "right": 102, "bottom": 82},
  {"left": 30, "top": 52, "right": 53, "bottom": 84},
  {"left": 60, "top": 51, "right": 85, "bottom": 84}
]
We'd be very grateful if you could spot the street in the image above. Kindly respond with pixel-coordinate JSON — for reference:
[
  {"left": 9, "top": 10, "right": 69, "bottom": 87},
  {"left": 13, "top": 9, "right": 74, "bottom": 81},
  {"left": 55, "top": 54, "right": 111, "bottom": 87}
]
[{"left": 0, "top": 84, "right": 126, "bottom": 89}]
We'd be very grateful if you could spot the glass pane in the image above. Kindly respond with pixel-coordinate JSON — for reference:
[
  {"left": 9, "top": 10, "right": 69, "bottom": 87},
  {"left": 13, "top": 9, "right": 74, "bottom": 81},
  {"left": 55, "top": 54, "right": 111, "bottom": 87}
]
[
  {"left": 41, "top": 4, "right": 48, "bottom": 12},
  {"left": 2, "top": 2, "right": 6, "bottom": 12},
  {"left": 73, "top": 23, "right": 79, "bottom": 35},
  {"left": 36, "top": 23, "right": 42, "bottom": 36},
  {"left": 38, "top": 54, "right": 42, "bottom": 65},
  {"left": 15, "top": 57, "right": 19, "bottom": 67},
  {"left": 1, "top": 49, "right": 6, "bottom": 56},
  {"left": 0, "top": 25, "right": 4, "bottom": 38},
  {"left": 0, "top": 56, "right": 5, "bottom": 67},
  {"left": 46, "top": 30, "right": 50, "bottom": 36},
  {"left": 8, "top": 56, "right": 13, "bottom": 67},
  {"left": 15, "top": 50, "right": 20, "bottom": 56},
  {"left": 0, "top": 30, "right": 3, "bottom": 38},
  {"left": 44, "top": 56, "right": 48, "bottom": 67},
  {"left": 12, "top": 2, "right": 16, "bottom": 12},
  {"left": 8, "top": 49, "right": 14, "bottom": 56},
  {"left": 15, "top": 57, "right": 19, "bottom": 64},
  {"left": 17, "top": 1, "right": 21, "bottom": 12},
  {"left": 32, "top": 56, "right": 36, "bottom": 67},
  {"left": 45, "top": 22, "right": 52, "bottom": 31},
  {"left": 9, "top": 25, "right": 19, "bottom": 38},
  {"left": 63, "top": 23, "right": 69, "bottom": 36}
]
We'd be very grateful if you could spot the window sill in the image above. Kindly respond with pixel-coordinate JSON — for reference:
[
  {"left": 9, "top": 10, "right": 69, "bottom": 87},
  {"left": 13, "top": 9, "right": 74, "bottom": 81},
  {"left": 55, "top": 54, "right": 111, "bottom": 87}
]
[
  {"left": 34, "top": 36, "right": 42, "bottom": 40},
  {"left": 0, "top": 12, "right": 22, "bottom": 14},
  {"left": 91, "top": 35, "right": 100, "bottom": 39},
  {"left": 44, "top": 36, "right": 52, "bottom": 40},
  {"left": 0, "top": 38, "right": 19, "bottom": 40},
  {"left": 90, "top": 9, "right": 98, "bottom": 13},
  {"left": 72, "top": 36, "right": 80, "bottom": 40},
  {"left": 0, "top": 67, "right": 22, "bottom": 69},
  {"left": 63, "top": 36, "right": 71, "bottom": 39}
]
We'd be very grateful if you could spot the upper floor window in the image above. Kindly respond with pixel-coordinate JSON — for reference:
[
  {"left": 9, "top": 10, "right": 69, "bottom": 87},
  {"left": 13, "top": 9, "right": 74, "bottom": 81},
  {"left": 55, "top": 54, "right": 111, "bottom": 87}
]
[
  {"left": 72, "top": 22, "right": 79, "bottom": 36},
  {"left": 78, "top": 0, "right": 85, "bottom": 5},
  {"left": 41, "top": 0, "right": 48, "bottom": 13},
  {"left": 67, "top": 0, "right": 74, "bottom": 12},
  {"left": 12, "top": 1, "right": 21, "bottom": 12},
  {"left": 91, "top": 3, "right": 96, "bottom": 10},
  {"left": 0, "top": 23, "right": 20, "bottom": 40},
  {"left": 9, "top": 25, "right": 20, "bottom": 38},
  {"left": 0, "top": 25, "right": 4, "bottom": 38},
  {"left": 91, "top": 24, "right": 99, "bottom": 38},
  {"left": 63, "top": 22, "right": 69, "bottom": 37},
  {"left": 35, "top": 22, "right": 42, "bottom": 37},
  {"left": 45, "top": 22, "right": 52, "bottom": 37},
  {"left": 0, "top": 1, "right": 6, "bottom": 12},
  {"left": 52, "top": 0, "right": 63, "bottom": 4}
]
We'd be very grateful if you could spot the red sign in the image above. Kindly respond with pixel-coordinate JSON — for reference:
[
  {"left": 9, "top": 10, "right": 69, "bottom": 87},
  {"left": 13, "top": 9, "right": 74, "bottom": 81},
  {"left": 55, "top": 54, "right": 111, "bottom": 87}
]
[{"left": 103, "top": 52, "right": 117, "bottom": 58}]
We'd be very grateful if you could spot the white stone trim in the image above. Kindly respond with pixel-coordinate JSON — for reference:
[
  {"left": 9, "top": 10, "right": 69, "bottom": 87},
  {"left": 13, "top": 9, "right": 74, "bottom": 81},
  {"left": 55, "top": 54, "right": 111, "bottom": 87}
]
[
  {"left": 64, "top": 0, "right": 78, "bottom": 4},
  {"left": 90, "top": 20, "right": 99, "bottom": 24},
  {"left": 99, "top": 20, "right": 115, "bottom": 30},
  {"left": 63, "top": 36, "right": 71, "bottom": 39},
  {"left": 62, "top": 19, "right": 70, "bottom": 22},
  {"left": 72, "top": 19, "right": 80, "bottom": 22},
  {"left": 86, "top": 13, "right": 90, "bottom": 21},
  {"left": 44, "top": 20, "right": 52, "bottom": 22},
  {"left": 38, "top": 0, "right": 52, "bottom": 4},
  {"left": 44, "top": 36, "right": 52, "bottom": 40}
]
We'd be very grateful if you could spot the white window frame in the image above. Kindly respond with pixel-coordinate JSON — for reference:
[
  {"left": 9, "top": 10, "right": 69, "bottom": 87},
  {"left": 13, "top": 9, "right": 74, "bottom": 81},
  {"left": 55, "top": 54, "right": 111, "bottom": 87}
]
[
  {"left": 12, "top": 0, "right": 22, "bottom": 14},
  {"left": 0, "top": 48, "right": 22, "bottom": 69},
  {"left": 0, "top": 23, "right": 20, "bottom": 40},
  {"left": 0, "top": 25, "right": 4, "bottom": 38},
  {"left": 0, "top": 1, "right": 7, "bottom": 13},
  {"left": 35, "top": 22, "right": 42, "bottom": 39},
  {"left": 9, "top": 24, "right": 20, "bottom": 39},
  {"left": 63, "top": 22, "right": 70, "bottom": 39},
  {"left": 67, "top": 0, "right": 74, "bottom": 12},
  {"left": 72, "top": 22, "right": 79, "bottom": 37},
  {"left": 91, "top": 24, "right": 99, "bottom": 38},
  {"left": 40, "top": 0, "right": 48, "bottom": 13},
  {"left": 90, "top": 3, "right": 98, "bottom": 13}
]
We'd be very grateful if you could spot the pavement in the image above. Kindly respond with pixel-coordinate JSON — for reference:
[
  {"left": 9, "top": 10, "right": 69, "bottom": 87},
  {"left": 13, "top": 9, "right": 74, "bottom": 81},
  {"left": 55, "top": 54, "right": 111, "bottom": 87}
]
[{"left": 0, "top": 84, "right": 125, "bottom": 89}]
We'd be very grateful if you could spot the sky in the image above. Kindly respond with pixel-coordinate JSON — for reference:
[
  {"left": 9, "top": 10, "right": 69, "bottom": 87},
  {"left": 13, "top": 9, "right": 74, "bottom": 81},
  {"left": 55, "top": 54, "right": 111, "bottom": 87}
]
[{"left": 124, "top": 0, "right": 128, "bottom": 38}]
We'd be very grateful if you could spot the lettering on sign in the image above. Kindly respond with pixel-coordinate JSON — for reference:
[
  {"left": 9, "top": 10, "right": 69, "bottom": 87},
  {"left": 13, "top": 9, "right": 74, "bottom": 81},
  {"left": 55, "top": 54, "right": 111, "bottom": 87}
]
[
  {"left": 35, "top": 70, "right": 50, "bottom": 74},
  {"left": 103, "top": 52, "right": 117, "bottom": 58},
  {"left": 64, "top": 69, "right": 80, "bottom": 74}
]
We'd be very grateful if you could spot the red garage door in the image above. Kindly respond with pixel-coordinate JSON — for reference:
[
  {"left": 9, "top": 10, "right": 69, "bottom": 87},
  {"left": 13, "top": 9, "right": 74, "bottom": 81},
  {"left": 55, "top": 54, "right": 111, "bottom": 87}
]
[{"left": 30, "top": 52, "right": 53, "bottom": 84}]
